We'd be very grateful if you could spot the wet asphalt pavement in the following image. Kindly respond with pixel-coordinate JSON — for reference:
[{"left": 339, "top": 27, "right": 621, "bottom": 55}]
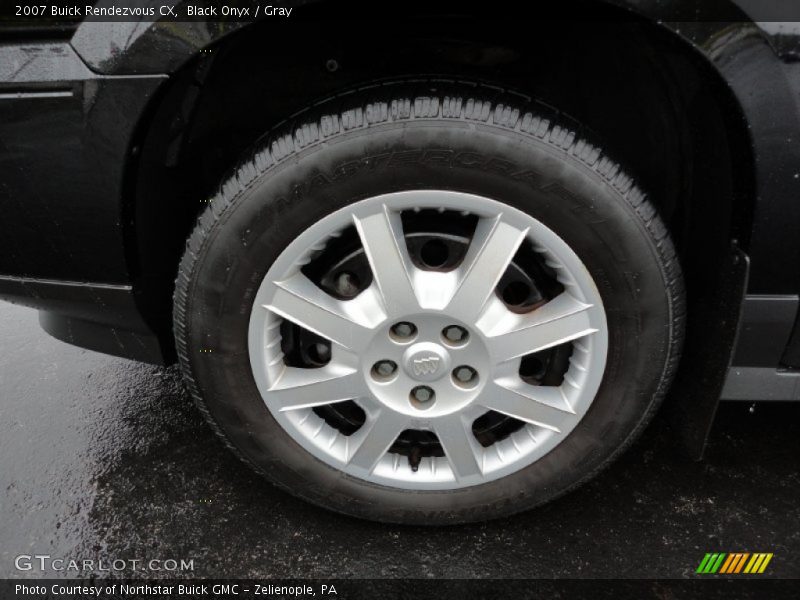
[{"left": 1, "top": 301, "right": 798, "bottom": 580}]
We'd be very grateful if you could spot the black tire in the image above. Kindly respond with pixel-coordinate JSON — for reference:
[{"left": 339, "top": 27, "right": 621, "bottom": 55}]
[{"left": 173, "top": 81, "right": 684, "bottom": 525}]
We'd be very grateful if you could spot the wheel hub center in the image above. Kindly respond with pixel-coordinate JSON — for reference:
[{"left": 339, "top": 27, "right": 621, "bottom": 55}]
[
  {"left": 402, "top": 342, "right": 451, "bottom": 382},
  {"left": 363, "top": 315, "right": 488, "bottom": 418}
]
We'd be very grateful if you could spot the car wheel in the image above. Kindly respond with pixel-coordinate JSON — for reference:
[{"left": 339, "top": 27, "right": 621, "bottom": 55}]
[{"left": 173, "top": 82, "right": 684, "bottom": 524}]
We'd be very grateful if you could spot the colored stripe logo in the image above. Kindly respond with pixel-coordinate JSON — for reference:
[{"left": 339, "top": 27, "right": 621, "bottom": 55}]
[{"left": 696, "top": 553, "right": 773, "bottom": 574}]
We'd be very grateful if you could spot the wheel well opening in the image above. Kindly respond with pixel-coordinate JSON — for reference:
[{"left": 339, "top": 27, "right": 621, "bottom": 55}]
[{"left": 128, "top": 6, "right": 755, "bottom": 362}]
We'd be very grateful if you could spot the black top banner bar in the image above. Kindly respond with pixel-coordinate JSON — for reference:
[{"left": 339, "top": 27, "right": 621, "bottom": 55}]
[{"left": 5, "top": 0, "right": 800, "bottom": 25}]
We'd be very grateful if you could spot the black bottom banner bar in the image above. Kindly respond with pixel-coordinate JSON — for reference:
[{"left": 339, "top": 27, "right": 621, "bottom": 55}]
[{"left": 2, "top": 579, "right": 799, "bottom": 600}]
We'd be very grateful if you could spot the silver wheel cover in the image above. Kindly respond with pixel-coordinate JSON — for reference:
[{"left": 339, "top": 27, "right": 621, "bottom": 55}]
[{"left": 248, "top": 191, "right": 608, "bottom": 490}]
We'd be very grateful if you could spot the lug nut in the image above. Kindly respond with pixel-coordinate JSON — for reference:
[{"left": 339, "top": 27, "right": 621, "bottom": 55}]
[
  {"left": 309, "top": 342, "right": 331, "bottom": 364},
  {"left": 334, "top": 271, "right": 360, "bottom": 298},
  {"left": 391, "top": 321, "right": 417, "bottom": 339},
  {"left": 442, "top": 325, "right": 468, "bottom": 344},
  {"left": 453, "top": 366, "right": 478, "bottom": 385},
  {"left": 411, "top": 385, "right": 434, "bottom": 403},
  {"left": 372, "top": 360, "right": 397, "bottom": 378}
]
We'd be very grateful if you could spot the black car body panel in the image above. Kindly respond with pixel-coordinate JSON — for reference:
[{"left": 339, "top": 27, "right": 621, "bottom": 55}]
[{"left": 1, "top": 1, "right": 799, "bottom": 417}]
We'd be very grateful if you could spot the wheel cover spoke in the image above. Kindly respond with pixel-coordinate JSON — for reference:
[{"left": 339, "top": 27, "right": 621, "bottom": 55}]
[
  {"left": 433, "top": 415, "right": 484, "bottom": 480},
  {"left": 447, "top": 215, "right": 529, "bottom": 322},
  {"left": 346, "top": 410, "right": 408, "bottom": 473},
  {"left": 268, "top": 365, "right": 364, "bottom": 411},
  {"left": 264, "top": 272, "right": 383, "bottom": 351},
  {"left": 352, "top": 206, "right": 420, "bottom": 315},
  {"left": 482, "top": 292, "right": 600, "bottom": 363},
  {"left": 481, "top": 380, "right": 575, "bottom": 433}
]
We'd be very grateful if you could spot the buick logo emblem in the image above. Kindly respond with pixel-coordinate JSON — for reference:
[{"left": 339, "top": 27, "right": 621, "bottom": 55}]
[
  {"left": 412, "top": 356, "right": 440, "bottom": 376},
  {"left": 403, "top": 342, "right": 450, "bottom": 381}
]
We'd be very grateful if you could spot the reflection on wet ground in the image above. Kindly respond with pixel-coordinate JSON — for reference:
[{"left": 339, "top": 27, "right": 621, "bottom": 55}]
[{"left": 1, "top": 302, "right": 798, "bottom": 578}]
